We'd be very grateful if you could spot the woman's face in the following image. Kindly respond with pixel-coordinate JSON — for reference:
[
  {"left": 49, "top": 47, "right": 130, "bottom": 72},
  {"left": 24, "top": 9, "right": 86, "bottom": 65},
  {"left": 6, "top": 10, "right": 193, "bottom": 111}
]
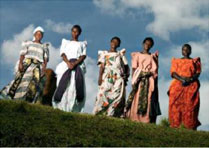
[
  {"left": 143, "top": 40, "right": 152, "bottom": 52},
  {"left": 34, "top": 31, "right": 43, "bottom": 41},
  {"left": 71, "top": 27, "right": 80, "bottom": 39},
  {"left": 182, "top": 46, "right": 191, "bottom": 57},
  {"left": 110, "top": 39, "right": 120, "bottom": 49}
]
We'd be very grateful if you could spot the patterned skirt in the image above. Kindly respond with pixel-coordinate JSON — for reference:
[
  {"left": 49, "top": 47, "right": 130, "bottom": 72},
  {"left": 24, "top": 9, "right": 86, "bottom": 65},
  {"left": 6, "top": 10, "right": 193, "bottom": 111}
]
[{"left": 0, "top": 58, "right": 44, "bottom": 103}]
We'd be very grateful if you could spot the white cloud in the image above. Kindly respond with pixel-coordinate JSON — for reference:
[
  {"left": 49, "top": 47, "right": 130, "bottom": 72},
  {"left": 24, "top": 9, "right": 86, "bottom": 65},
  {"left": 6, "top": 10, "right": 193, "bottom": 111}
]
[
  {"left": 0, "top": 24, "right": 61, "bottom": 71},
  {"left": 1, "top": 24, "right": 34, "bottom": 66},
  {"left": 199, "top": 81, "right": 209, "bottom": 127},
  {"left": 83, "top": 57, "right": 99, "bottom": 113},
  {"left": 93, "top": 0, "right": 209, "bottom": 40},
  {"left": 46, "top": 43, "right": 61, "bottom": 70},
  {"left": 45, "top": 19, "right": 73, "bottom": 34}
]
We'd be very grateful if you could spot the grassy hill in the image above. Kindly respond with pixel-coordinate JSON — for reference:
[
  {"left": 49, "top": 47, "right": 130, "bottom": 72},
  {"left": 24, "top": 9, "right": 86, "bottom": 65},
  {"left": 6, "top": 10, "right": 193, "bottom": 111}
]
[{"left": 0, "top": 100, "right": 209, "bottom": 147}]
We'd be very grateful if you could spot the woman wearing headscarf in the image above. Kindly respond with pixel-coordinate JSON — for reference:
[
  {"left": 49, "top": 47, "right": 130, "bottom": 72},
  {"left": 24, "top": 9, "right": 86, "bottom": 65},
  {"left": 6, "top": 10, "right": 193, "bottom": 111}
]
[{"left": 0, "top": 26, "right": 49, "bottom": 103}]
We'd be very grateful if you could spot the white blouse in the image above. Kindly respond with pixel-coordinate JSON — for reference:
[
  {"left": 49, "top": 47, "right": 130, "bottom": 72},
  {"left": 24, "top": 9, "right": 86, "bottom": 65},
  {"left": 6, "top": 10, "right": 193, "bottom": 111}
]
[
  {"left": 60, "top": 39, "right": 87, "bottom": 59},
  {"left": 55, "top": 39, "right": 87, "bottom": 76},
  {"left": 20, "top": 41, "right": 49, "bottom": 63}
]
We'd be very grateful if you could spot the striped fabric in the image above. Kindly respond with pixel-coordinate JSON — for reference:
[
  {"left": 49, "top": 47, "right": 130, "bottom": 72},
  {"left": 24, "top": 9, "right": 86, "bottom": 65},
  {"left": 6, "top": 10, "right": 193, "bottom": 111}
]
[
  {"left": 20, "top": 41, "right": 49, "bottom": 63},
  {"left": 0, "top": 40, "right": 49, "bottom": 103},
  {"left": 0, "top": 59, "right": 42, "bottom": 103}
]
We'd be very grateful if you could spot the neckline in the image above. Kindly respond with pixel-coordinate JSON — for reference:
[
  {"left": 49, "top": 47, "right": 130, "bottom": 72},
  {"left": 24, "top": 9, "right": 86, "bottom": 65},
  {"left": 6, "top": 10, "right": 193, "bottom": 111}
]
[
  {"left": 181, "top": 57, "right": 192, "bottom": 59},
  {"left": 32, "top": 41, "right": 43, "bottom": 45},
  {"left": 140, "top": 51, "right": 151, "bottom": 55}
]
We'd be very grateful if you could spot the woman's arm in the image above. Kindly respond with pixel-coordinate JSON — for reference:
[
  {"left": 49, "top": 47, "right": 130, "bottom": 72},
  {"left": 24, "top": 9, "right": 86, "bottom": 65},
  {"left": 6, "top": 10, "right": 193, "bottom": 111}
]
[
  {"left": 132, "top": 68, "right": 136, "bottom": 77},
  {"left": 18, "top": 55, "right": 25, "bottom": 72},
  {"left": 61, "top": 53, "right": 73, "bottom": 69},
  {"left": 71, "top": 55, "right": 86, "bottom": 68},
  {"left": 171, "top": 72, "right": 186, "bottom": 82},
  {"left": 41, "top": 58, "right": 47, "bottom": 76},
  {"left": 98, "top": 63, "right": 104, "bottom": 86}
]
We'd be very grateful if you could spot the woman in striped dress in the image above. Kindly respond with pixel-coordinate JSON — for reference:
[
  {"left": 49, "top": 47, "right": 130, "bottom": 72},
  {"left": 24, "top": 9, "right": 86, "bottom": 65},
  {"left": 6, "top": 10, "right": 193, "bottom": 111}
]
[{"left": 0, "top": 26, "right": 49, "bottom": 103}]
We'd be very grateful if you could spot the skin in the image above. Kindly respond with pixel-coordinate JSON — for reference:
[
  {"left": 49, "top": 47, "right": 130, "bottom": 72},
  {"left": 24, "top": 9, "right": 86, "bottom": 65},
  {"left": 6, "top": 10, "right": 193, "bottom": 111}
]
[
  {"left": 98, "top": 39, "right": 120, "bottom": 85},
  {"left": 18, "top": 31, "right": 47, "bottom": 76},
  {"left": 132, "top": 40, "right": 153, "bottom": 77},
  {"left": 171, "top": 46, "right": 200, "bottom": 86},
  {"left": 61, "top": 27, "right": 86, "bottom": 70}
]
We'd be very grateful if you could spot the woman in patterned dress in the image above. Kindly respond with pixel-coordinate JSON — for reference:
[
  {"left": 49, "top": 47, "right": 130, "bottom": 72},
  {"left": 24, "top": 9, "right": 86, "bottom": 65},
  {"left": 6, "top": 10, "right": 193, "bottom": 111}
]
[
  {"left": 93, "top": 37, "right": 130, "bottom": 117},
  {"left": 125, "top": 37, "right": 161, "bottom": 123},
  {"left": 168, "top": 44, "right": 201, "bottom": 130},
  {"left": 0, "top": 26, "right": 49, "bottom": 103}
]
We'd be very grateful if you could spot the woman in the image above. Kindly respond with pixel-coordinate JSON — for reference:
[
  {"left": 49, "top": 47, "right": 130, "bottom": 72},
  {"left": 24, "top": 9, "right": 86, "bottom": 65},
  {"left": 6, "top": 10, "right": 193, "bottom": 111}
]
[
  {"left": 168, "top": 44, "right": 201, "bottom": 130},
  {"left": 125, "top": 37, "right": 161, "bottom": 123},
  {"left": 53, "top": 25, "right": 87, "bottom": 112},
  {"left": 0, "top": 26, "right": 49, "bottom": 103},
  {"left": 93, "top": 37, "right": 130, "bottom": 117}
]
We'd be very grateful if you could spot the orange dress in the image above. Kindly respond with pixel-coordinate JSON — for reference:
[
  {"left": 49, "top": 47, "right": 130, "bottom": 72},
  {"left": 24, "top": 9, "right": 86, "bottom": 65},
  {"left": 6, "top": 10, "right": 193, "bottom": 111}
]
[{"left": 168, "top": 57, "right": 201, "bottom": 129}]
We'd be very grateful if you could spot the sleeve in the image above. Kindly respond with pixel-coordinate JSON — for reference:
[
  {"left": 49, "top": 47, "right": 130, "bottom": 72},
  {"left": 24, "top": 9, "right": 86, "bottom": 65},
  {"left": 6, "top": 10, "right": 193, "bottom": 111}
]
[
  {"left": 120, "top": 48, "right": 128, "bottom": 65},
  {"left": 194, "top": 57, "right": 201, "bottom": 74},
  {"left": 170, "top": 58, "right": 177, "bottom": 75},
  {"left": 131, "top": 52, "right": 138, "bottom": 69},
  {"left": 151, "top": 52, "right": 159, "bottom": 78},
  {"left": 97, "top": 50, "right": 105, "bottom": 66},
  {"left": 43, "top": 43, "right": 49, "bottom": 62},
  {"left": 60, "top": 39, "right": 67, "bottom": 56},
  {"left": 19, "top": 41, "right": 28, "bottom": 56},
  {"left": 81, "top": 41, "right": 87, "bottom": 56}
]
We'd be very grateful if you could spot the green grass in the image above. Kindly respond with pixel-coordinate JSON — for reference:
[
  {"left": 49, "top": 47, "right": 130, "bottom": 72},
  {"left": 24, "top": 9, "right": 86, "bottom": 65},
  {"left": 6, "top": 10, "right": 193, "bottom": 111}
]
[{"left": 0, "top": 100, "right": 209, "bottom": 147}]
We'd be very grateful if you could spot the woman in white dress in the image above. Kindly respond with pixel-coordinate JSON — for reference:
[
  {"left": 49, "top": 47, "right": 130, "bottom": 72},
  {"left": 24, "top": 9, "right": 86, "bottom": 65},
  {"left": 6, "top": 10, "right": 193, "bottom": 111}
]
[{"left": 52, "top": 25, "right": 87, "bottom": 112}]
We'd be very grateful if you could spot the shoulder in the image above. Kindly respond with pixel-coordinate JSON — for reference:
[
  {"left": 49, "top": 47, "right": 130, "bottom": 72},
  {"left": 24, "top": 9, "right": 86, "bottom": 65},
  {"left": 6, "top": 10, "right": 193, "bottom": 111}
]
[
  {"left": 193, "top": 57, "right": 201, "bottom": 63},
  {"left": 80, "top": 40, "right": 87, "bottom": 46},
  {"left": 171, "top": 57, "right": 182, "bottom": 65},
  {"left": 42, "top": 42, "right": 50, "bottom": 49},
  {"left": 61, "top": 38, "right": 68, "bottom": 45},
  {"left": 151, "top": 51, "right": 159, "bottom": 57},
  {"left": 119, "top": 48, "right": 126, "bottom": 56},
  {"left": 131, "top": 52, "right": 140, "bottom": 58},
  {"left": 22, "top": 40, "right": 32, "bottom": 46},
  {"left": 98, "top": 50, "right": 108, "bottom": 56}
]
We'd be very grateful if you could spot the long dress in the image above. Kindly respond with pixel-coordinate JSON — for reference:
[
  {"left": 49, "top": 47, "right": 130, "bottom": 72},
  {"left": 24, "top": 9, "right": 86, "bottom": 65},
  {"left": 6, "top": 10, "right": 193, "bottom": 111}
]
[
  {"left": 52, "top": 39, "right": 87, "bottom": 112},
  {"left": 93, "top": 49, "right": 128, "bottom": 117},
  {"left": 0, "top": 41, "right": 49, "bottom": 103},
  {"left": 168, "top": 57, "right": 201, "bottom": 129},
  {"left": 125, "top": 51, "right": 161, "bottom": 123}
]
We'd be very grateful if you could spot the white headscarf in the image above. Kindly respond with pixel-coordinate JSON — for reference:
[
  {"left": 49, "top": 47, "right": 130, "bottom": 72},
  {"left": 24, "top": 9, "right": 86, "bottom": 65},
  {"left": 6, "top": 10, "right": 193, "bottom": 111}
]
[{"left": 33, "top": 26, "right": 44, "bottom": 41}]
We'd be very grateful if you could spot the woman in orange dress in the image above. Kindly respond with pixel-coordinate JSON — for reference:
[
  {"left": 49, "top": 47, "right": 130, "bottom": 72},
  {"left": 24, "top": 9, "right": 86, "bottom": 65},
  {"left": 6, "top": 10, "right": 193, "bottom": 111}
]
[
  {"left": 125, "top": 37, "right": 161, "bottom": 123},
  {"left": 168, "top": 44, "right": 201, "bottom": 130}
]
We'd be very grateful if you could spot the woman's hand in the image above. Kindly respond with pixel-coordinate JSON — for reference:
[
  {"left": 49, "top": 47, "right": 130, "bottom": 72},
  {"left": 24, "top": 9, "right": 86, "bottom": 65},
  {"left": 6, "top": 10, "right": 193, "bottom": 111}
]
[{"left": 67, "top": 62, "right": 74, "bottom": 70}]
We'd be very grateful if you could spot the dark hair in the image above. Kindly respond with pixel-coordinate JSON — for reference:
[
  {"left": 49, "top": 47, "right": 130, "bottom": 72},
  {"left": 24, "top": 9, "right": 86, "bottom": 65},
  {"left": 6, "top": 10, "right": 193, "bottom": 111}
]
[
  {"left": 111, "top": 36, "right": 121, "bottom": 47},
  {"left": 71, "top": 25, "right": 82, "bottom": 35},
  {"left": 143, "top": 37, "right": 154, "bottom": 47},
  {"left": 182, "top": 44, "right": 192, "bottom": 51}
]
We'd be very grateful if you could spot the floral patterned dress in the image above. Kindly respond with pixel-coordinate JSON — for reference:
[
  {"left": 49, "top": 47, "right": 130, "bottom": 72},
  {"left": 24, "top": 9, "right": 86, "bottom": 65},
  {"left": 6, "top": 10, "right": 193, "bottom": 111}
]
[{"left": 93, "top": 49, "right": 128, "bottom": 117}]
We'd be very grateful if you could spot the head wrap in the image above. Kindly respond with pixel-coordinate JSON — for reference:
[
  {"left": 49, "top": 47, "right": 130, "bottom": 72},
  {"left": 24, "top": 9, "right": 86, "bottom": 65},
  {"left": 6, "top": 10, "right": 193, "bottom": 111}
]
[{"left": 33, "top": 26, "right": 44, "bottom": 41}]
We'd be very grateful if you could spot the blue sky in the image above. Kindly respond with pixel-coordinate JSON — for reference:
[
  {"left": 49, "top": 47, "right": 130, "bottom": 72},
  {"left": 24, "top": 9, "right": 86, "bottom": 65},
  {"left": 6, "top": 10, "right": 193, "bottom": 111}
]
[{"left": 0, "top": 0, "right": 209, "bottom": 131}]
